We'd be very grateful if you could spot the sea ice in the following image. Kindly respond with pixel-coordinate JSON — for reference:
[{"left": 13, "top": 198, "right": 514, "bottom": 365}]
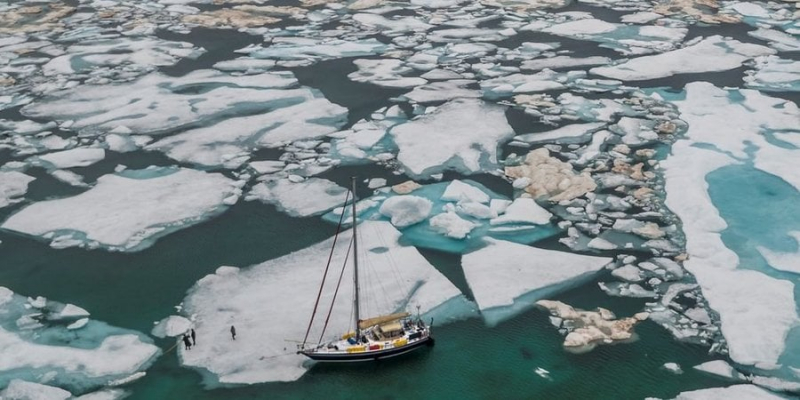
[
  {"left": 379, "top": 195, "right": 433, "bottom": 228},
  {"left": 693, "top": 360, "right": 746, "bottom": 381},
  {"left": 0, "top": 171, "right": 34, "bottom": 209},
  {"left": 515, "top": 122, "right": 605, "bottom": 145},
  {"left": 34, "top": 148, "right": 105, "bottom": 169},
  {"left": 348, "top": 59, "right": 427, "bottom": 88},
  {"left": 462, "top": 238, "right": 611, "bottom": 326},
  {"left": 441, "top": 180, "right": 490, "bottom": 204},
  {"left": 22, "top": 70, "right": 299, "bottom": 136},
  {"left": 744, "top": 56, "right": 800, "bottom": 92},
  {"left": 0, "top": 287, "right": 159, "bottom": 393},
  {"left": 592, "top": 36, "right": 774, "bottom": 81},
  {"left": 389, "top": 98, "right": 514, "bottom": 178},
  {"left": 669, "top": 384, "right": 784, "bottom": 400},
  {"left": 401, "top": 80, "right": 481, "bottom": 104},
  {"left": 246, "top": 38, "right": 386, "bottom": 65},
  {"left": 520, "top": 56, "right": 611, "bottom": 72},
  {"left": 0, "top": 380, "right": 71, "bottom": 400},
  {"left": 429, "top": 211, "right": 477, "bottom": 239},
  {"left": 756, "top": 232, "right": 800, "bottom": 274},
  {"left": 247, "top": 178, "right": 348, "bottom": 218},
  {"left": 178, "top": 221, "right": 468, "bottom": 385},
  {"left": 489, "top": 198, "right": 552, "bottom": 226},
  {"left": 151, "top": 316, "right": 192, "bottom": 339},
  {"left": 2, "top": 167, "right": 239, "bottom": 251}
]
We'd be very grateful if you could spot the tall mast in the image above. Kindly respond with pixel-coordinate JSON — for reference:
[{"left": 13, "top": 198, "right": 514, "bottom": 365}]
[{"left": 351, "top": 177, "right": 361, "bottom": 340}]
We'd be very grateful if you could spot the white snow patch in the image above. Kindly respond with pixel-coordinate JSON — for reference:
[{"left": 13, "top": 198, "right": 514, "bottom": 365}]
[
  {"left": 0, "top": 171, "right": 34, "bottom": 209},
  {"left": 379, "top": 195, "right": 433, "bottom": 228},
  {"left": 489, "top": 197, "right": 552, "bottom": 226},
  {"left": 247, "top": 178, "right": 348, "bottom": 217}
]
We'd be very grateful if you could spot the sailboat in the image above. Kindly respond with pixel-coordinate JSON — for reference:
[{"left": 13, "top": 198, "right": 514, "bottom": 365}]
[{"left": 297, "top": 177, "right": 434, "bottom": 362}]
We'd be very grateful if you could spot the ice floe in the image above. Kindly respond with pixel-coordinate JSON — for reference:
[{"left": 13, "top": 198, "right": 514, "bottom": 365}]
[
  {"left": 0, "top": 171, "right": 34, "bottom": 209},
  {"left": 668, "top": 384, "right": 785, "bottom": 400},
  {"left": 34, "top": 148, "right": 105, "bottom": 169},
  {"left": 505, "top": 148, "right": 597, "bottom": 202},
  {"left": 662, "top": 82, "right": 800, "bottom": 368},
  {"left": 0, "top": 287, "right": 159, "bottom": 394},
  {"left": 592, "top": 36, "right": 774, "bottom": 81},
  {"left": 178, "top": 221, "right": 469, "bottom": 385},
  {"left": 21, "top": 70, "right": 299, "bottom": 137},
  {"left": 247, "top": 178, "right": 348, "bottom": 218},
  {"left": 744, "top": 56, "right": 800, "bottom": 92},
  {"left": 348, "top": 59, "right": 427, "bottom": 88},
  {"left": 389, "top": 98, "right": 514, "bottom": 178},
  {"left": 756, "top": 232, "right": 800, "bottom": 275},
  {"left": 151, "top": 316, "right": 192, "bottom": 339},
  {"left": 244, "top": 38, "right": 387, "bottom": 66},
  {"left": 515, "top": 122, "right": 605, "bottom": 145},
  {"left": 461, "top": 238, "right": 612, "bottom": 326},
  {"left": 2, "top": 167, "right": 239, "bottom": 251},
  {"left": 1, "top": 380, "right": 71, "bottom": 400}
]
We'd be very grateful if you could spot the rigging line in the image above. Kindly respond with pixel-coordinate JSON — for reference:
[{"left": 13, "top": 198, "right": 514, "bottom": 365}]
[
  {"left": 318, "top": 234, "right": 354, "bottom": 345},
  {"left": 374, "top": 223, "right": 409, "bottom": 296},
  {"left": 361, "top": 226, "right": 390, "bottom": 316},
  {"left": 302, "top": 189, "right": 351, "bottom": 347}
]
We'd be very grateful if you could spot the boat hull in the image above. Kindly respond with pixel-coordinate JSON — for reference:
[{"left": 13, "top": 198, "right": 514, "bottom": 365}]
[{"left": 302, "top": 336, "right": 433, "bottom": 362}]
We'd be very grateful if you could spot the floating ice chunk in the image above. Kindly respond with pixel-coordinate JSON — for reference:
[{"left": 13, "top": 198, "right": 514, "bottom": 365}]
[
  {"left": 49, "top": 170, "right": 89, "bottom": 188},
  {"left": 756, "top": 232, "right": 800, "bottom": 274},
  {"left": 693, "top": 360, "right": 746, "bottom": 381},
  {"left": 429, "top": 211, "right": 477, "bottom": 239},
  {"left": 2, "top": 167, "right": 238, "bottom": 251},
  {"left": 379, "top": 195, "right": 433, "bottom": 228},
  {"left": 516, "top": 122, "right": 605, "bottom": 145},
  {"left": 213, "top": 58, "right": 276, "bottom": 72},
  {"left": 427, "top": 28, "right": 507, "bottom": 43},
  {"left": 352, "top": 13, "right": 432, "bottom": 33},
  {"left": 67, "top": 318, "right": 89, "bottom": 330},
  {"left": 441, "top": 180, "right": 490, "bottom": 204},
  {"left": 669, "top": 384, "right": 784, "bottom": 400},
  {"left": 0, "top": 287, "right": 159, "bottom": 393},
  {"left": 663, "top": 362, "right": 682, "bottom": 374},
  {"left": 0, "top": 380, "right": 71, "bottom": 400},
  {"left": 367, "top": 178, "right": 386, "bottom": 189},
  {"left": 591, "top": 36, "right": 774, "bottom": 81},
  {"left": 0, "top": 171, "right": 34, "bottom": 209},
  {"left": 505, "top": 148, "right": 597, "bottom": 201},
  {"left": 462, "top": 239, "right": 612, "bottom": 326},
  {"left": 611, "top": 264, "right": 643, "bottom": 282},
  {"left": 410, "top": 0, "right": 467, "bottom": 8},
  {"left": 520, "top": 56, "right": 611, "bottom": 72},
  {"left": 401, "top": 80, "right": 481, "bottom": 104},
  {"left": 75, "top": 389, "right": 127, "bottom": 400},
  {"left": 348, "top": 59, "right": 427, "bottom": 88},
  {"left": 490, "top": 198, "right": 552, "bottom": 226},
  {"left": 745, "top": 56, "right": 800, "bottom": 93},
  {"left": 621, "top": 12, "right": 662, "bottom": 24},
  {"left": 247, "top": 178, "right": 348, "bottom": 218},
  {"left": 588, "top": 237, "right": 617, "bottom": 250},
  {"left": 35, "top": 148, "right": 105, "bottom": 169},
  {"left": 43, "top": 37, "right": 203, "bottom": 77},
  {"left": 151, "top": 316, "right": 192, "bottom": 338},
  {"left": 249, "top": 161, "right": 285, "bottom": 175},
  {"left": 247, "top": 38, "right": 386, "bottom": 64},
  {"left": 178, "top": 221, "right": 468, "bottom": 385},
  {"left": 390, "top": 98, "right": 514, "bottom": 178},
  {"left": 726, "top": 2, "right": 770, "bottom": 18},
  {"left": 58, "top": 304, "right": 89, "bottom": 319}
]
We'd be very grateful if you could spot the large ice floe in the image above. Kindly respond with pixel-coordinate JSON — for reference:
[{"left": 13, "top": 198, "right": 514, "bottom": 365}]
[
  {"left": 178, "top": 220, "right": 470, "bottom": 386},
  {"left": 0, "top": 287, "right": 159, "bottom": 394},
  {"left": 322, "top": 179, "right": 559, "bottom": 254},
  {"left": 461, "top": 238, "right": 612, "bottom": 326},
  {"left": 389, "top": 98, "right": 514, "bottom": 178},
  {"left": 592, "top": 36, "right": 774, "bottom": 81},
  {"left": 1, "top": 167, "right": 240, "bottom": 251},
  {"left": 661, "top": 82, "right": 800, "bottom": 371}
]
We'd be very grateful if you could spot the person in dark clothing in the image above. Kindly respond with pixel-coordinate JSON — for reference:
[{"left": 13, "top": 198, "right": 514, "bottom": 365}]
[
  {"left": 182, "top": 334, "right": 192, "bottom": 350},
  {"left": 230, "top": 325, "right": 236, "bottom": 340},
  {"left": 191, "top": 328, "right": 196, "bottom": 346}
]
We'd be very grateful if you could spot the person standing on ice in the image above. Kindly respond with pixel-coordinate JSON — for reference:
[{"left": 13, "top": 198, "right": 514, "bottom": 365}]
[
  {"left": 191, "top": 328, "right": 196, "bottom": 346},
  {"left": 230, "top": 325, "right": 236, "bottom": 340},
  {"left": 182, "top": 334, "right": 192, "bottom": 350}
]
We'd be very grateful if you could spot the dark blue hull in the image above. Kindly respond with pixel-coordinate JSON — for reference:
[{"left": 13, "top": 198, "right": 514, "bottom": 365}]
[{"left": 301, "top": 336, "right": 434, "bottom": 362}]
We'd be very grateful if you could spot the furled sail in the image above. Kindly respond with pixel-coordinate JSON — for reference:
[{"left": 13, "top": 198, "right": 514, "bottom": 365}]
[{"left": 358, "top": 312, "right": 410, "bottom": 330}]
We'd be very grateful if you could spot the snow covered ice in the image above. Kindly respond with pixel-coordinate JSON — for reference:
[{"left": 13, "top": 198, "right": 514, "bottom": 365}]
[
  {"left": 390, "top": 98, "right": 514, "bottom": 179},
  {"left": 2, "top": 167, "right": 239, "bottom": 251},
  {"left": 246, "top": 178, "right": 348, "bottom": 218},
  {"left": 0, "top": 171, "right": 34, "bottom": 209},
  {"left": 461, "top": 238, "right": 611, "bottom": 326},
  {"left": 0, "top": 287, "right": 159, "bottom": 394},
  {"left": 177, "top": 221, "right": 470, "bottom": 386}
]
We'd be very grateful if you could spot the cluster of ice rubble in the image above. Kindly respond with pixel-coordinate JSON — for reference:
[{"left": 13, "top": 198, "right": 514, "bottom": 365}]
[{"left": 536, "top": 300, "right": 649, "bottom": 352}]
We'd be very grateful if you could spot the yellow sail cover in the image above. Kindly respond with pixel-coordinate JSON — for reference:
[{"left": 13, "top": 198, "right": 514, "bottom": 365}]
[{"left": 358, "top": 312, "right": 410, "bottom": 329}]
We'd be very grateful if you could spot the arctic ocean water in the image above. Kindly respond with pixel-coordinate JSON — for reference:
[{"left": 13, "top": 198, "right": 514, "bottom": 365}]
[{"left": 1, "top": 0, "right": 798, "bottom": 399}]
